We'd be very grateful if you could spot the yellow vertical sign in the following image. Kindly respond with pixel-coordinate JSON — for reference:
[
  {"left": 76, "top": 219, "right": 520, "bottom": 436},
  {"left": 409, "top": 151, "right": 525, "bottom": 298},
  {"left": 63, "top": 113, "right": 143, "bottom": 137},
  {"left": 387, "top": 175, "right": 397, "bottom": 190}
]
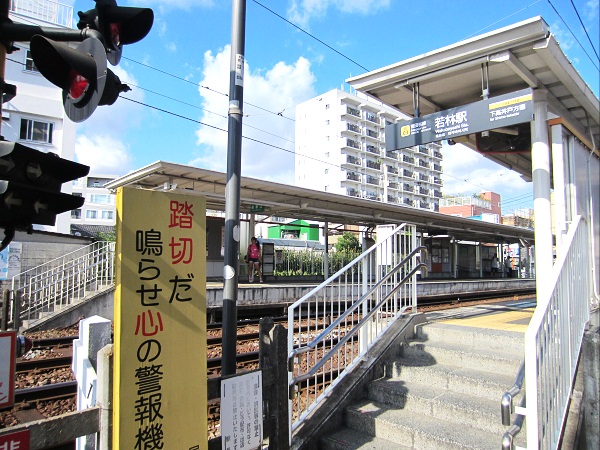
[{"left": 113, "top": 187, "right": 207, "bottom": 449}]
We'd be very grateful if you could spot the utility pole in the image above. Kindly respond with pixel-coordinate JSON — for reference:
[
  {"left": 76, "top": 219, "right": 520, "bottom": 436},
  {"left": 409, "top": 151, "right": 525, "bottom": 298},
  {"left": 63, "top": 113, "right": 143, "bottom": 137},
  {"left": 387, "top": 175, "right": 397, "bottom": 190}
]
[{"left": 221, "top": 0, "right": 246, "bottom": 376}]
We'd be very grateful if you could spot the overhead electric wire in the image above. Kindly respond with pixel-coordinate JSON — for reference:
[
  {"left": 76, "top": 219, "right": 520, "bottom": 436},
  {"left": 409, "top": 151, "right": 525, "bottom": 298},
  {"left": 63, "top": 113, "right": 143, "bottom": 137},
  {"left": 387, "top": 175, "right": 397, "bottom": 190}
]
[
  {"left": 463, "top": 0, "right": 544, "bottom": 39},
  {"left": 128, "top": 83, "right": 295, "bottom": 144},
  {"left": 546, "top": 0, "right": 599, "bottom": 71},
  {"left": 123, "top": 56, "right": 295, "bottom": 121},
  {"left": 250, "top": 0, "right": 370, "bottom": 72},
  {"left": 568, "top": 0, "right": 600, "bottom": 62},
  {"left": 121, "top": 96, "right": 345, "bottom": 170}
]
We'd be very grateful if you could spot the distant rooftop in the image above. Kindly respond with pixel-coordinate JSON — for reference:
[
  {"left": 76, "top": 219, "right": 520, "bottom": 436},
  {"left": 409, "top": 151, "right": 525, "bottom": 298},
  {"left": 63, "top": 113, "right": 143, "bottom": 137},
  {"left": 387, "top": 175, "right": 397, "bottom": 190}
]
[{"left": 10, "top": 0, "right": 73, "bottom": 28}]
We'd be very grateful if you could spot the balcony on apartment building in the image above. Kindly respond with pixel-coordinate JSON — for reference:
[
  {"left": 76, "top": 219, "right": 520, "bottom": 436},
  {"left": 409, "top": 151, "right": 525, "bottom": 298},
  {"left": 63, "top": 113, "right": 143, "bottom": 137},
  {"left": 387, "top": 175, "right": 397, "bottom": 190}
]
[
  {"left": 345, "top": 171, "right": 361, "bottom": 183},
  {"left": 388, "top": 181, "right": 399, "bottom": 190},
  {"left": 366, "top": 175, "right": 380, "bottom": 186},
  {"left": 432, "top": 150, "right": 443, "bottom": 159},
  {"left": 432, "top": 163, "right": 443, "bottom": 172},
  {"left": 417, "top": 145, "right": 429, "bottom": 156},
  {"left": 365, "top": 129, "right": 379, "bottom": 142},
  {"left": 342, "top": 138, "right": 362, "bottom": 153},
  {"left": 341, "top": 121, "right": 362, "bottom": 137},
  {"left": 366, "top": 144, "right": 380, "bottom": 156},
  {"left": 342, "top": 105, "right": 361, "bottom": 120},
  {"left": 365, "top": 159, "right": 381, "bottom": 171},
  {"left": 346, "top": 188, "right": 360, "bottom": 197},
  {"left": 402, "top": 169, "right": 414, "bottom": 178},
  {"left": 10, "top": 0, "right": 73, "bottom": 27},
  {"left": 403, "top": 155, "right": 415, "bottom": 165},
  {"left": 363, "top": 111, "right": 379, "bottom": 125},
  {"left": 342, "top": 154, "right": 361, "bottom": 169},
  {"left": 386, "top": 165, "right": 398, "bottom": 175}
]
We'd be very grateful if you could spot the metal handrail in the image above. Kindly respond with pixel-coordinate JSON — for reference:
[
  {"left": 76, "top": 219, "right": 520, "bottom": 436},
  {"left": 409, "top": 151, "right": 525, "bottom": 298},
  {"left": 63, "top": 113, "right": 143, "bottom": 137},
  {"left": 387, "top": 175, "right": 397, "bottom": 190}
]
[
  {"left": 288, "top": 223, "right": 421, "bottom": 432},
  {"left": 502, "top": 395, "right": 526, "bottom": 450},
  {"left": 10, "top": 241, "right": 115, "bottom": 326},
  {"left": 524, "top": 215, "right": 590, "bottom": 449},
  {"left": 289, "top": 253, "right": 425, "bottom": 384},
  {"left": 501, "top": 360, "right": 525, "bottom": 426}
]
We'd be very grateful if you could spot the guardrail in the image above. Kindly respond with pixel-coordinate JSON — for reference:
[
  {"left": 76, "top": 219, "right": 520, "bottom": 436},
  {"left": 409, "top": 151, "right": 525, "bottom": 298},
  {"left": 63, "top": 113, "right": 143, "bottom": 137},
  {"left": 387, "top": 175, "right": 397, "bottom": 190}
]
[
  {"left": 287, "top": 224, "right": 423, "bottom": 433},
  {"left": 11, "top": 241, "right": 115, "bottom": 327},
  {"left": 523, "top": 215, "right": 590, "bottom": 449}
]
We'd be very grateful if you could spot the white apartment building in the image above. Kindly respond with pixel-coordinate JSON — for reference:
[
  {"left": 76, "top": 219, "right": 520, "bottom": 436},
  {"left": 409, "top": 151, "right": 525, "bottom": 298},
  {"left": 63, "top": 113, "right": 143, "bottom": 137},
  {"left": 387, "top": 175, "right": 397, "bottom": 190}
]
[
  {"left": 295, "top": 89, "right": 443, "bottom": 211},
  {"left": 71, "top": 174, "right": 117, "bottom": 235},
  {"left": 3, "top": 0, "right": 77, "bottom": 234}
]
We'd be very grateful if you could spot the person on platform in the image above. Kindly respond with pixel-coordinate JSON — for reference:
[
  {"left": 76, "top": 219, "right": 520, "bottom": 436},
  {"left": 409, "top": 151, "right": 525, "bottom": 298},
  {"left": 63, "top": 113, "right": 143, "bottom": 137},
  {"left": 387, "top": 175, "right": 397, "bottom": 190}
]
[
  {"left": 491, "top": 253, "right": 499, "bottom": 277},
  {"left": 247, "top": 237, "right": 263, "bottom": 283},
  {"left": 504, "top": 255, "right": 512, "bottom": 278}
]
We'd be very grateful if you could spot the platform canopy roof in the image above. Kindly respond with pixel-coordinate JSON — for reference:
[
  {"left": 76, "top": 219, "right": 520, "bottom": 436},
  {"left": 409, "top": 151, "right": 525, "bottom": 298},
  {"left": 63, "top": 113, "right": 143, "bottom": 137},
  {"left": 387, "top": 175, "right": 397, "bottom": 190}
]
[
  {"left": 105, "top": 161, "right": 534, "bottom": 244},
  {"left": 347, "top": 16, "right": 599, "bottom": 181}
]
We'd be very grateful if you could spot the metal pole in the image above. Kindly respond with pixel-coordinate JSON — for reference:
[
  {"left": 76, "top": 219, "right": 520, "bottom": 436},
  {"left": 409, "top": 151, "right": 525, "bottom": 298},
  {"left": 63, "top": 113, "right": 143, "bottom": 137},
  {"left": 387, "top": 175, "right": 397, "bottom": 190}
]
[
  {"left": 222, "top": 0, "right": 246, "bottom": 376},
  {"left": 531, "top": 89, "right": 553, "bottom": 288},
  {"left": 1, "top": 0, "right": 9, "bottom": 137}
]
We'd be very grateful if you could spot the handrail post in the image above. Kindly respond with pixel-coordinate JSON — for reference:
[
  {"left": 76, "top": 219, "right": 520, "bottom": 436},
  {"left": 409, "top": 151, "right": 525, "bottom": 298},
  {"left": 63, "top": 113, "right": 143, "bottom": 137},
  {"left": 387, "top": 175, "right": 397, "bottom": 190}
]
[
  {"left": 13, "top": 289, "right": 21, "bottom": 331},
  {"left": 259, "top": 317, "right": 289, "bottom": 450},
  {"left": 1, "top": 289, "right": 8, "bottom": 331}
]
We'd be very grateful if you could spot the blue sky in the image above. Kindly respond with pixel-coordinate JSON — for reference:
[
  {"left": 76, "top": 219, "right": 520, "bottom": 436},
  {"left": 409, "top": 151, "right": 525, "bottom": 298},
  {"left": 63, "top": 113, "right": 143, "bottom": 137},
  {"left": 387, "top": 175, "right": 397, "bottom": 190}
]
[{"left": 69, "top": 0, "right": 599, "bottom": 214}]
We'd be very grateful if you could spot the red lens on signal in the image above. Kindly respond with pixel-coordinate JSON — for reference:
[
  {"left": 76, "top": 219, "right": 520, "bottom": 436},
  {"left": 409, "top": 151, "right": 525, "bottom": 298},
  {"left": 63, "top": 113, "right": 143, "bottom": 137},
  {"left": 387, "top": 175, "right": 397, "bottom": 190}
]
[
  {"left": 110, "top": 23, "right": 121, "bottom": 47},
  {"left": 68, "top": 69, "right": 89, "bottom": 101}
]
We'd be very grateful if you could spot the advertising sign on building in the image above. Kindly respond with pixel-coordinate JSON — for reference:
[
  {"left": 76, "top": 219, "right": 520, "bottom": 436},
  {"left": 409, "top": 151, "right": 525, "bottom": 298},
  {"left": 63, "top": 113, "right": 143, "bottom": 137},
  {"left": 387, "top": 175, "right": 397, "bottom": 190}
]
[
  {"left": 113, "top": 187, "right": 207, "bottom": 449},
  {"left": 385, "top": 88, "right": 534, "bottom": 150}
]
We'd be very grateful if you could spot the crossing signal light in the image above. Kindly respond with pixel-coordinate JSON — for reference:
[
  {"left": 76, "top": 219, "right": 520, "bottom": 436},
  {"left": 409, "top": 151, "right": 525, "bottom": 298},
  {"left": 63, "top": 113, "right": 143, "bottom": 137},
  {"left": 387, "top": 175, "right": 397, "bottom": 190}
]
[
  {"left": 0, "top": 141, "right": 89, "bottom": 231},
  {"left": 77, "top": 0, "right": 154, "bottom": 65},
  {"left": 29, "top": 36, "right": 129, "bottom": 123}
]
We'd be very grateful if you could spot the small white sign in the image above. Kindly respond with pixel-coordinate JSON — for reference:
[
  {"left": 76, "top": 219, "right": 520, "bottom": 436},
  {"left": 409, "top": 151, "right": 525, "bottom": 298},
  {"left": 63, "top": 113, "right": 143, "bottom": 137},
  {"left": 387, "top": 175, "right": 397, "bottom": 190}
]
[
  {"left": 0, "top": 331, "right": 16, "bottom": 409},
  {"left": 235, "top": 54, "right": 244, "bottom": 86},
  {"left": 221, "top": 371, "right": 263, "bottom": 450}
]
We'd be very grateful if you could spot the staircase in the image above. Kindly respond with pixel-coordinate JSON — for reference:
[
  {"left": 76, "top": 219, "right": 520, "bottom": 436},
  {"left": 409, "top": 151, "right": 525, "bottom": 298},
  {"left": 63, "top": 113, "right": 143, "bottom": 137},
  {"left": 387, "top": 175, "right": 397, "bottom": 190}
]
[{"left": 321, "top": 320, "right": 525, "bottom": 449}]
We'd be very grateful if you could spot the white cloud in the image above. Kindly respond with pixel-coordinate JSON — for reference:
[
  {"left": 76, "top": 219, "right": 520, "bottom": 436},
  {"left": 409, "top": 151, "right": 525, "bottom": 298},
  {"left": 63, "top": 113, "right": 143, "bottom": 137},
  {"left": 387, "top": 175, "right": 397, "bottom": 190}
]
[
  {"left": 75, "top": 135, "right": 132, "bottom": 175},
  {"left": 287, "top": 0, "right": 390, "bottom": 28},
  {"left": 441, "top": 143, "right": 532, "bottom": 212},
  {"left": 190, "top": 45, "right": 316, "bottom": 184},
  {"left": 74, "top": 65, "right": 146, "bottom": 175}
]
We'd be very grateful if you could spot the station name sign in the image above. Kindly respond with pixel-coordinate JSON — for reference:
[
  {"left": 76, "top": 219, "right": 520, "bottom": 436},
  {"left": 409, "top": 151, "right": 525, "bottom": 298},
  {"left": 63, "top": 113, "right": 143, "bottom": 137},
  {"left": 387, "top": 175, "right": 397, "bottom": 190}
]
[{"left": 385, "top": 88, "right": 534, "bottom": 150}]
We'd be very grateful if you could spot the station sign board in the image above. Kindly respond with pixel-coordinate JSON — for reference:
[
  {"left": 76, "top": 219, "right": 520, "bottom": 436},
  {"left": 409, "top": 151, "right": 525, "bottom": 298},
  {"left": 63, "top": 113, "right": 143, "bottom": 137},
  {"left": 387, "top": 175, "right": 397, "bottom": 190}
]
[
  {"left": 113, "top": 187, "right": 207, "bottom": 450},
  {"left": 385, "top": 88, "right": 534, "bottom": 150}
]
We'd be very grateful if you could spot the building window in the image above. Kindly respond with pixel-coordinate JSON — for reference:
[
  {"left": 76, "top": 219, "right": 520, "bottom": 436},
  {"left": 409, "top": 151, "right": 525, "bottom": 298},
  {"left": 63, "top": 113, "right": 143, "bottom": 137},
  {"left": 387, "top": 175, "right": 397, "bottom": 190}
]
[
  {"left": 25, "top": 50, "right": 38, "bottom": 72},
  {"left": 90, "top": 194, "right": 112, "bottom": 204},
  {"left": 101, "top": 210, "right": 114, "bottom": 220},
  {"left": 20, "top": 118, "right": 53, "bottom": 144},
  {"left": 71, "top": 209, "right": 82, "bottom": 219},
  {"left": 325, "top": 168, "right": 329, "bottom": 174},
  {"left": 86, "top": 210, "right": 98, "bottom": 219}
]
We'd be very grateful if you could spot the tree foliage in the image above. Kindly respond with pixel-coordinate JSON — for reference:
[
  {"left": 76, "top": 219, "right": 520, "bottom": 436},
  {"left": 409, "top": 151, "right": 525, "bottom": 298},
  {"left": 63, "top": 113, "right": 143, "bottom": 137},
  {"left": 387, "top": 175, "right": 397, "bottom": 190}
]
[{"left": 335, "top": 232, "right": 360, "bottom": 253}]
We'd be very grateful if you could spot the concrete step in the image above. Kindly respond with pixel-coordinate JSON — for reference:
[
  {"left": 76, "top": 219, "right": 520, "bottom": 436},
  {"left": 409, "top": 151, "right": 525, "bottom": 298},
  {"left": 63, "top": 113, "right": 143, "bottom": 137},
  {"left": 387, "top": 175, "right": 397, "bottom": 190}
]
[
  {"left": 401, "top": 337, "right": 522, "bottom": 375},
  {"left": 320, "top": 427, "right": 410, "bottom": 450},
  {"left": 345, "top": 400, "right": 502, "bottom": 450},
  {"left": 368, "top": 377, "right": 510, "bottom": 435},
  {"left": 415, "top": 322, "right": 524, "bottom": 354},
  {"left": 386, "top": 354, "right": 522, "bottom": 402}
]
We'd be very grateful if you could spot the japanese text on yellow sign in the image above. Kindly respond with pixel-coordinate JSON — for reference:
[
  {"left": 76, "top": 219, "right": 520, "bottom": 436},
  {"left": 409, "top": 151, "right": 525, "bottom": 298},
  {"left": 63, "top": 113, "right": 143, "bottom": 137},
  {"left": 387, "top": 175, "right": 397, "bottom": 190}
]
[{"left": 113, "top": 187, "right": 207, "bottom": 450}]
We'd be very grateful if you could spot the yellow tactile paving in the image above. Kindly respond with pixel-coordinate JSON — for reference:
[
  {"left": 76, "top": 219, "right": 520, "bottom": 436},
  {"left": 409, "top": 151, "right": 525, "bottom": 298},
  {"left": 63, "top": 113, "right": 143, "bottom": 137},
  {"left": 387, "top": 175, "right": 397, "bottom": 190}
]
[{"left": 442, "top": 308, "right": 534, "bottom": 333}]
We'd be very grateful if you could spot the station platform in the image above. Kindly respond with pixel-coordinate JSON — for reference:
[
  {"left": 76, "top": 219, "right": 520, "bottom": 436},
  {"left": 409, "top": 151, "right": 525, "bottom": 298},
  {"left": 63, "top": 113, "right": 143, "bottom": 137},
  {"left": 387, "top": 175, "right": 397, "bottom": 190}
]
[
  {"left": 205, "top": 278, "right": 536, "bottom": 320},
  {"left": 426, "top": 298, "right": 536, "bottom": 332}
]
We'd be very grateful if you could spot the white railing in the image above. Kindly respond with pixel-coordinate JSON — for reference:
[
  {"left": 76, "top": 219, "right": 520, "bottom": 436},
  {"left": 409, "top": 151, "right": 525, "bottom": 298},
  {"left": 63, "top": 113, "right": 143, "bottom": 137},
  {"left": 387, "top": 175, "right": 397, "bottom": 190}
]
[
  {"left": 10, "top": 0, "right": 73, "bottom": 28},
  {"left": 11, "top": 241, "right": 115, "bottom": 325},
  {"left": 524, "top": 215, "right": 590, "bottom": 449},
  {"left": 287, "top": 224, "right": 423, "bottom": 433}
]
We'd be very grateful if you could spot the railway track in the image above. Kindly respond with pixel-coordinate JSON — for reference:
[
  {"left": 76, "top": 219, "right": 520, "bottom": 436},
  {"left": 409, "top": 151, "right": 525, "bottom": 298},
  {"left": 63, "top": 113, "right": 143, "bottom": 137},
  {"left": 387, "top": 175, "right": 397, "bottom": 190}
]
[{"left": 1, "top": 290, "right": 536, "bottom": 432}]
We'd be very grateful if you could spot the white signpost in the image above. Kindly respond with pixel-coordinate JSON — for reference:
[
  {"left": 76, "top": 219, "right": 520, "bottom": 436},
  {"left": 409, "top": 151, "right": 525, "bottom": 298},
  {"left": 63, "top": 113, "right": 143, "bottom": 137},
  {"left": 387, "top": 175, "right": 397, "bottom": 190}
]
[{"left": 221, "top": 371, "right": 263, "bottom": 450}]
